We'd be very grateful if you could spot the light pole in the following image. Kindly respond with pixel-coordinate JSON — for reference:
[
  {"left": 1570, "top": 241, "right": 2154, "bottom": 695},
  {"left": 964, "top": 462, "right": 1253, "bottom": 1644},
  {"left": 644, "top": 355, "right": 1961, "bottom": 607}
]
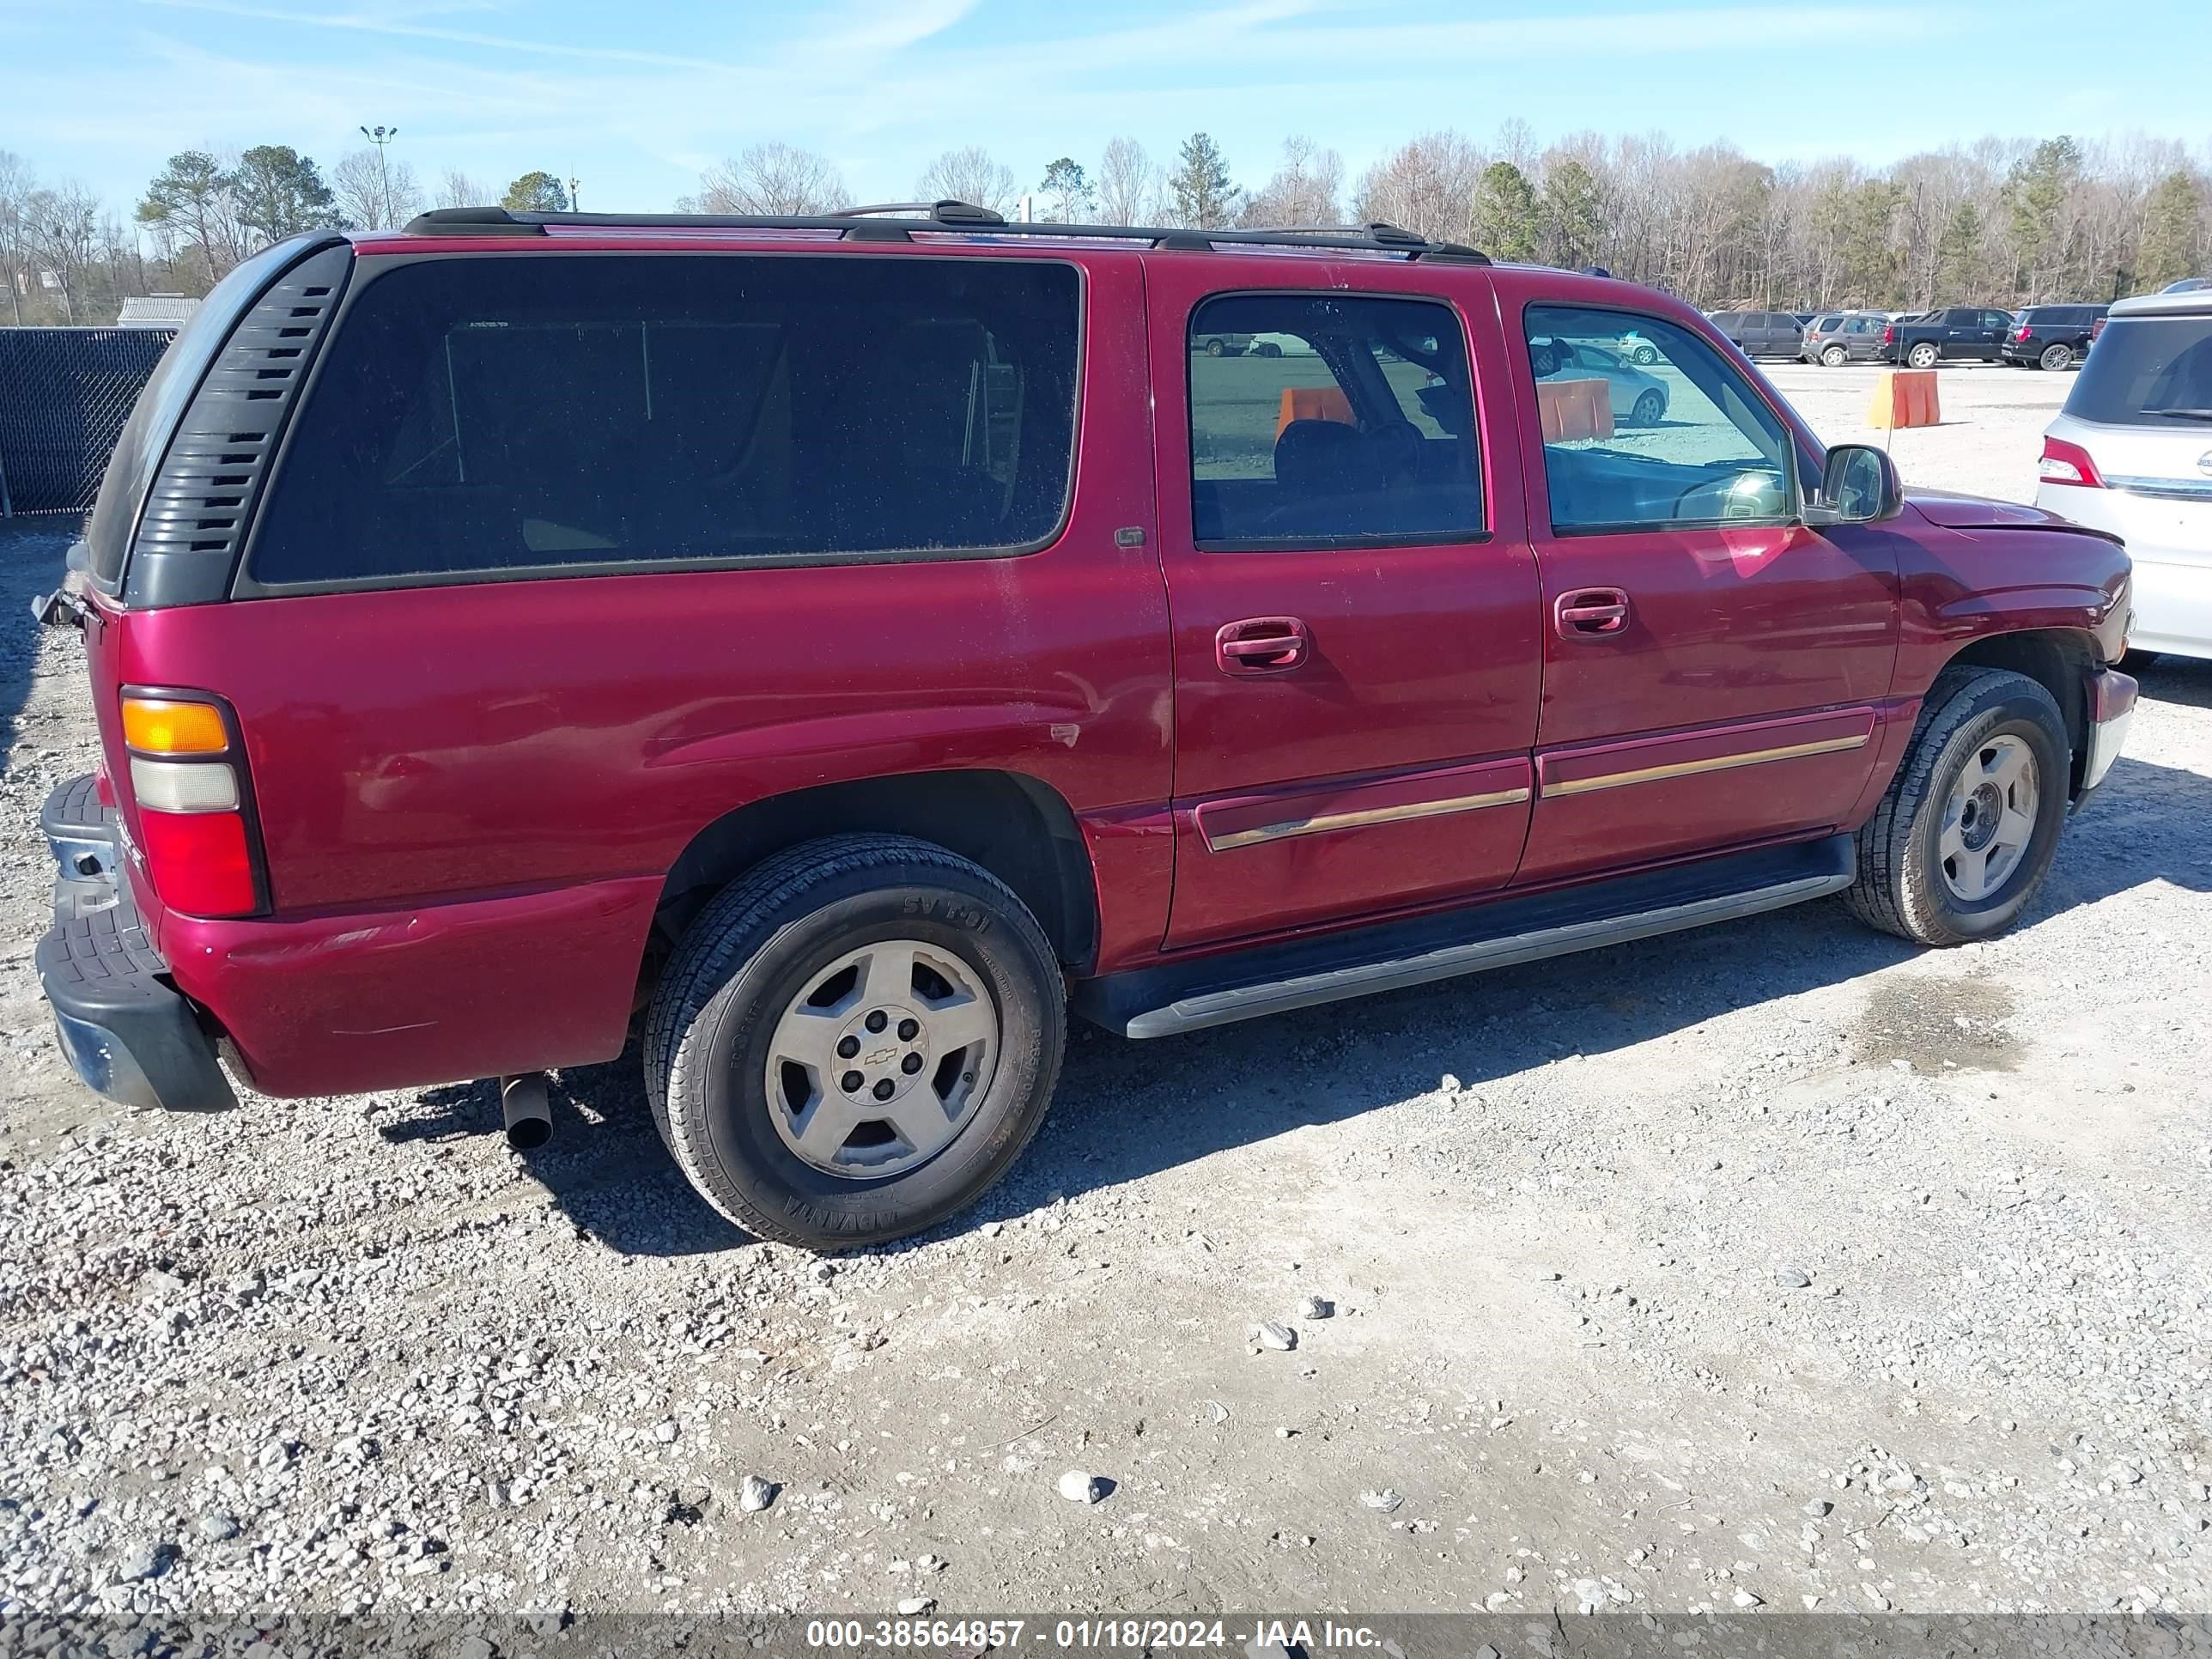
[
  {"left": 359, "top": 125, "right": 398, "bottom": 228},
  {"left": 568, "top": 175, "right": 580, "bottom": 212}
]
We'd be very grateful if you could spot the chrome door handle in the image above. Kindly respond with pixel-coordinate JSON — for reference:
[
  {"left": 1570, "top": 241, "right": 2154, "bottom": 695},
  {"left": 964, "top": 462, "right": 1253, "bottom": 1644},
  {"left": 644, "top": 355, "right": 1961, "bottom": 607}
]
[{"left": 1554, "top": 588, "right": 1631, "bottom": 638}]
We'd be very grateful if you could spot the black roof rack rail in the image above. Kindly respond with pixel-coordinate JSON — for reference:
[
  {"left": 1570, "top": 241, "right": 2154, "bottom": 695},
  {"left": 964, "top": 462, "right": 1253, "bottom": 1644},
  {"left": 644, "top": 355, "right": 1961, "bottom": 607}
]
[
  {"left": 834, "top": 199, "right": 1006, "bottom": 226},
  {"left": 399, "top": 204, "right": 1491, "bottom": 264}
]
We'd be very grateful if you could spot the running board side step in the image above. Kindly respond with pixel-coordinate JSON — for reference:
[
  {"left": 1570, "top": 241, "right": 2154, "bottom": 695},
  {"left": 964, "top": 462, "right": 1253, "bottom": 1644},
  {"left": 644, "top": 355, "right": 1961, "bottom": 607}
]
[{"left": 1074, "top": 835, "right": 1855, "bottom": 1039}]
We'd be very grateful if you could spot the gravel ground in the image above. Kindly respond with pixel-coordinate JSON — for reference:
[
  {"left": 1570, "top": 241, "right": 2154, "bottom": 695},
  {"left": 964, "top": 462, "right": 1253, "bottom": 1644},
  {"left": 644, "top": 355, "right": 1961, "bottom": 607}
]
[{"left": 2, "top": 366, "right": 2209, "bottom": 1632}]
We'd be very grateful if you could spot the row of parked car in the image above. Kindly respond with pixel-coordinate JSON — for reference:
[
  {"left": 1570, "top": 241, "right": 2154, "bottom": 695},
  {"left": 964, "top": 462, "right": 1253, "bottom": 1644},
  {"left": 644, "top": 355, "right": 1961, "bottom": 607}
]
[{"left": 1705, "top": 303, "right": 2116, "bottom": 370}]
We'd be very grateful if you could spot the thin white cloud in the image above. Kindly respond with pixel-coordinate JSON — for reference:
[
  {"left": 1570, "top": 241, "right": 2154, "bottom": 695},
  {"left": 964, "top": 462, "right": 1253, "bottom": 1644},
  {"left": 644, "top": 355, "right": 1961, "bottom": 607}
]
[{"left": 134, "top": 0, "right": 750, "bottom": 70}]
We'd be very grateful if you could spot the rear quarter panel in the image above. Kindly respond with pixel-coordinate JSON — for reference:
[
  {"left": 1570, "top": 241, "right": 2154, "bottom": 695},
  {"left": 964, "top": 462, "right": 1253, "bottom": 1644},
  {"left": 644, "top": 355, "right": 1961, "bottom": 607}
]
[{"left": 116, "top": 247, "right": 1176, "bottom": 1097}]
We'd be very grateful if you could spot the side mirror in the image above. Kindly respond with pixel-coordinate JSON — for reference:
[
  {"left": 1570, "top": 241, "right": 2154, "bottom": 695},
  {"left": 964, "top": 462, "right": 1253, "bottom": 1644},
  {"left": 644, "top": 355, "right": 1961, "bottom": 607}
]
[{"left": 1802, "top": 444, "right": 1902, "bottom": 526}]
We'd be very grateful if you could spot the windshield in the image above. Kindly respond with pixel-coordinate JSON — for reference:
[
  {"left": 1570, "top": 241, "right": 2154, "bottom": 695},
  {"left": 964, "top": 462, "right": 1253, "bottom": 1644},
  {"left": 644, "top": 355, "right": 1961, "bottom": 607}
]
[{"left": 2063, "top": 314, "right": 2212, "bottom": 425}]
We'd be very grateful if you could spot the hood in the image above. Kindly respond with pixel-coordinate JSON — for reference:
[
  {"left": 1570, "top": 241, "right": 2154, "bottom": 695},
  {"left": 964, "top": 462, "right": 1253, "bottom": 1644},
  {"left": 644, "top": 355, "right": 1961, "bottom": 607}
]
[{"left": 1905, "top": 489, "right": 2072, "bottom": 530}]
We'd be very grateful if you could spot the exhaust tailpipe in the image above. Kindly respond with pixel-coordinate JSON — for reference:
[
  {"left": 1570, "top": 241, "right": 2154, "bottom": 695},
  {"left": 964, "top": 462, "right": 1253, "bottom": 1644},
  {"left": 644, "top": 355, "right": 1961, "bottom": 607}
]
[{"left": 500, "top": 1073, "right": 552, "bottom": 1152}]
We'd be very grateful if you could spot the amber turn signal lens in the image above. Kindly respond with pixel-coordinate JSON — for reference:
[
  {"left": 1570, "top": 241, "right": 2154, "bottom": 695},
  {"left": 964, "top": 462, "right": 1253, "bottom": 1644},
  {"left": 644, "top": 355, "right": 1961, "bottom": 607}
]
[{"left": 122, "top": 697, "right": 228, "bottom": 755}]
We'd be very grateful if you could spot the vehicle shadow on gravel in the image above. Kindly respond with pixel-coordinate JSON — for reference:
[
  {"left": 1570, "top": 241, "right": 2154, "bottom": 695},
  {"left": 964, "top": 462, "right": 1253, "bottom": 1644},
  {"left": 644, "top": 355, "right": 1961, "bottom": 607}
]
[
  {"left": 0, "top": 516, "right": 77, "bottom": 769},
  {"left": 2133, "top": 656, "right": 2212, "bottom": 712},
  {"left": 401, "top": 743, "right": 2212, "bottom": 1260}
]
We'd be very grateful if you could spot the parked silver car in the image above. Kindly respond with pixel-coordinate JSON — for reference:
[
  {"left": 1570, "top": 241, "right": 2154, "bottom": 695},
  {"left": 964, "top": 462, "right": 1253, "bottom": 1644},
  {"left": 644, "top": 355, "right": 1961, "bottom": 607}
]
[{"left": 1532, "top": 337, "right": 1670, "bottom": 425}]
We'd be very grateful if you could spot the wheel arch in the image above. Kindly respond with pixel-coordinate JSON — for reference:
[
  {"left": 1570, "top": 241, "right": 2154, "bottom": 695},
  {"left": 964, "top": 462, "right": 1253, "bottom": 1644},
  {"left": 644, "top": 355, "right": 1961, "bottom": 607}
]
[
  {"left": 653, "top": 769, "right": 1102, "bottom": 975},
  {"left": 1936, "top": 629, "right": 2099, "bottom": 793}
]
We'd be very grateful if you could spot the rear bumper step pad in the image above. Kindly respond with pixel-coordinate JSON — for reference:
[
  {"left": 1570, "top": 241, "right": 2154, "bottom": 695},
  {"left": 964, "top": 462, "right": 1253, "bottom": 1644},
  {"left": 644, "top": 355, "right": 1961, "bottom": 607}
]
[{"left": 35, "top": 775, "right": 236, "bottom": 1112}]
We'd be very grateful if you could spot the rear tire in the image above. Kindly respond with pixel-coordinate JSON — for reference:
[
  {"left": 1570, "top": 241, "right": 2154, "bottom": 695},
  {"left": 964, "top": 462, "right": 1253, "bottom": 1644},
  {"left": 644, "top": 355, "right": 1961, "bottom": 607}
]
[
  {"left": 645, "top": 835, "right": 1066, "bottom": 1249},
  {"left": 1630, "top": 344, "right": 1657, "bottom": 366},
  {"left": 1907, "top": 342, "right": 1940, "bottom": 369},
  {"left": 1844, "top": 669, "right": 2070, "bottom": 947},
  {"left": 1821, "top": 344, "right": 1848, "bottom": 368},
  {"left": 2040, "top": 343, "right": 2074, "bottom": 371}
]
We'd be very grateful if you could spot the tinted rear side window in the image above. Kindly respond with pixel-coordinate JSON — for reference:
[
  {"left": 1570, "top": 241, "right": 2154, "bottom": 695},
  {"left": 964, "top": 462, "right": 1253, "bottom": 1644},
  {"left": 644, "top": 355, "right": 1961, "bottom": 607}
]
[
  {"left": 2063, "top": 315, "right": 2212, "bottom": 424},
  {"left": 249, "top": 253, "right": 1081, "bottom": 586},
  {"left": 1188, "top": 293, "right": 1481, "bottom": 546}
]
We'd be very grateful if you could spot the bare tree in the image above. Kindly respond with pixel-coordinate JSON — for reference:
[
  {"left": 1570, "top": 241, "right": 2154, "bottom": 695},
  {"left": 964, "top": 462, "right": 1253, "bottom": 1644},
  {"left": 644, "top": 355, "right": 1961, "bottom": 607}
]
[
  {"left": 915, "top": 147, "right": 1017, "bottom": 215},
  {"left": 332, "top": 148, "right": 422, "bottom": 229},
  {"left": 1353, "top": 131, "right": 1484, "bottom": 244},
  {"left": 435, "top": 168, "right": 494, "bottom": 210},
  {"left": 1096, "top": 136, "right": 1158, "bottom": 227},
  {"left": 1494, "top": 118, "right": 1537, "bottom": 173},
  {"left": 684, "top": 143, "right": 852, "bottom": 215},
  {"left": 1242, "top": 137, "right": 1344, "bottom": 229},
  {"left": 0, "top": 149, "right": 34, "bottom": 325},
  {"left": 27, "top": 182, "right": 100, "bottom": 324}
]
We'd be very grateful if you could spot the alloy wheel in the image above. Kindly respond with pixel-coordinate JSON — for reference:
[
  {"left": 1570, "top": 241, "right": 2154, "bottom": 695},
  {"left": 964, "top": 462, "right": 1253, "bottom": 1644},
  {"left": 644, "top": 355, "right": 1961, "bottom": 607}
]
[
  {"left": 763, "top": 939, "right": 1000, "bottom": 1178},
  {"left": 1939, "top": 735, "right": 2039, "bottom": 903}
]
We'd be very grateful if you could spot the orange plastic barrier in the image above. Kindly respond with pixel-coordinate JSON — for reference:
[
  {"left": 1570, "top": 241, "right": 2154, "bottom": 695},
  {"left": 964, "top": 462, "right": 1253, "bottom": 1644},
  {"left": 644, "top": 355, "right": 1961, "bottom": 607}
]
[
  {"left": 1536, "top": 377, "right": 1614, "bottom": 442},
  {"left": 1867, "top": 368, "right": 1941, "bottom": 430},
  {"left": 1275, "top": 385, "right": 1354, "bottom": 437}
]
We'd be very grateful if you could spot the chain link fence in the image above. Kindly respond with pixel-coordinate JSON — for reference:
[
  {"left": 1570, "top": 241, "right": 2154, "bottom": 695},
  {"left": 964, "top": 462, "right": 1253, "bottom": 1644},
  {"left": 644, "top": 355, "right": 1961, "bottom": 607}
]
[{"left": 0, "top": 328, "right": 176, "bottom": 516}]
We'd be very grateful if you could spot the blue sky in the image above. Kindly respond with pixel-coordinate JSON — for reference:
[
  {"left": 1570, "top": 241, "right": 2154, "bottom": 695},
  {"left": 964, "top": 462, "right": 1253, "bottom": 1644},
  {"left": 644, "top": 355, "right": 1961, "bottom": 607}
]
[{"left": 3, "top": 0, "right": 2206, "bottom": 216}]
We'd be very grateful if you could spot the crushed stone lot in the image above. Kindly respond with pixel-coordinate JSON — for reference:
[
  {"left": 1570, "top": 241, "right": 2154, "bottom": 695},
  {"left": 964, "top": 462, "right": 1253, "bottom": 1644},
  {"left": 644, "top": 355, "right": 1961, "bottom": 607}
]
[{"left": 2, "top": 362, "right": 2209, "bottom": 1629}]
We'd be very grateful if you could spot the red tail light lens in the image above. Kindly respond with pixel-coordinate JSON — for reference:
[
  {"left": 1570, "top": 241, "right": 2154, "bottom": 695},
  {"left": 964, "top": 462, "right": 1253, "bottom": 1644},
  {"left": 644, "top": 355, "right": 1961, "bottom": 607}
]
[
  {"left": 2091, "top": 317, "right": 2107, "bottom": 341},
  {"left": 2013, "top": 325, "right": 2033, "bottom": 342},
  {"left": 118, "top": 690, "right": 266, "bottom": 918},
  {"left": 136, "top": 811, "right": 260, "bottom": 917},
  {"left": 1882, "top": 325, "right": 1895, "bottom": 343},
  {"left": 2038, "top": 435, "right": 2106, "bottom": 488}
]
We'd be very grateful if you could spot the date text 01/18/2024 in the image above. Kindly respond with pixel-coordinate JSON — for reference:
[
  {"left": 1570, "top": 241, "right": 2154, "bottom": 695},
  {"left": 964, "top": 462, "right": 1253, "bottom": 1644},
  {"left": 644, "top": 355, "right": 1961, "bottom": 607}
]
[{"left": 802, "top": 1620, "right": 1390, "bottom": 1650}]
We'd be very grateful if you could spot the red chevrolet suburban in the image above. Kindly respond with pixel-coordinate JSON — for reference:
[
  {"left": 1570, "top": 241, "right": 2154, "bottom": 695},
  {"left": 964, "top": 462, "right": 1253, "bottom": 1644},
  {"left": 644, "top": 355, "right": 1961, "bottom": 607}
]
[{"left": 36, "top": 204, "right": 2136, "bottom": 1249}]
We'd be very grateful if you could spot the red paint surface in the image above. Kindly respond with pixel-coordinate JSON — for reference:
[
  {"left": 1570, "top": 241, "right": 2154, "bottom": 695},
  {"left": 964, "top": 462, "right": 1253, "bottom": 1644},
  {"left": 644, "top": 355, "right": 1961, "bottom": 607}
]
[
  {"left": 76, "top": 235, "right": 2134, "bottom": 1097},
  {"left": 1143, "top": 253, "right": 1542, "bottom": 947}
]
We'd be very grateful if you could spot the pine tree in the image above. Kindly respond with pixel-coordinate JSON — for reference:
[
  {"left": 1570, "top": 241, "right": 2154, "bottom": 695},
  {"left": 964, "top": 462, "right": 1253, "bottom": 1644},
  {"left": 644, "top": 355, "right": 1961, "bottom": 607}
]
[
  {"left": 136, "top": 151, "right": 231, "bottom": 284},
  {"left": 501, "top": 171, "right": 571, "bottom": 214},
  {"left": 1471, "top": 161, "right": 1541, "bottom": 261},
  {"left": 228, "top": 146, "right": 337, "bottom": 244},
  {"left": 1168, "top": 134, "right": 1239, "bottom": 229},
  {"left": 2136, "top": 171, "right": 2205, "bottom": 293},
  {"left": 1540, "top": 158, "right": 1603, "bottom": 269},
  {"left": 2002, "top": 136, "right": 2083, "bottom": 296},
  {"left": 1038, "top": 158, "right": 1092, "bottom": 222},
  {"left": 1934, "top": 202, "right": 1984, "bottom": 297}
]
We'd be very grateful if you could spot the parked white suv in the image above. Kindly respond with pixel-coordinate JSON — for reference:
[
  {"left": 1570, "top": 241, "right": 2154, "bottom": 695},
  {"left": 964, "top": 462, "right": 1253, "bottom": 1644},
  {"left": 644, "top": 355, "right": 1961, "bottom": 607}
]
[{"left": 2035, "top": 288, "right": 2212, "bottom": 660}]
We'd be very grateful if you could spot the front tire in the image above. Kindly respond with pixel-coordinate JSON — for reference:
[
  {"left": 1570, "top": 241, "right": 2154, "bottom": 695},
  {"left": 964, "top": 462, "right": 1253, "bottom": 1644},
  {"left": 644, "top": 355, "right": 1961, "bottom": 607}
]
[
  {"left": 1844, "top": 669, "right": 2070, "bottom": 946},
  {"left": 1630, "top": 344, "right": 1657, "bottom": 366},
  {"left": 1907, "top": 342, "right": 1940, "bottom": 369},
  {"left": 1629, "top": 389, "right": 1666, "bottom": 426},
  {"left": 645, "top": 835, "right": 1066, "bottom": 1249}
]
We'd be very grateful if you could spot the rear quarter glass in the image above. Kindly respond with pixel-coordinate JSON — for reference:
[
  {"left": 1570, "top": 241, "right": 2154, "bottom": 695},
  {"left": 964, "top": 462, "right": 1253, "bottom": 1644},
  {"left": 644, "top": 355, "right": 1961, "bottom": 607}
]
[
  {"left": 84, "top": 236, "right": 338, "bottom": 591},
  {"left": 242, "top": 251, "right": 1085, "bottom": 590}
]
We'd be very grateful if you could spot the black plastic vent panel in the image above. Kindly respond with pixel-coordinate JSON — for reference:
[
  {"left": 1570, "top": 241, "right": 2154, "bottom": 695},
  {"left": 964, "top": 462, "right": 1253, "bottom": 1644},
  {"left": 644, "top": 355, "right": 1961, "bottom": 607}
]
[{"left": 123, "top": 240, "right": 353, "bottom": 609}]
